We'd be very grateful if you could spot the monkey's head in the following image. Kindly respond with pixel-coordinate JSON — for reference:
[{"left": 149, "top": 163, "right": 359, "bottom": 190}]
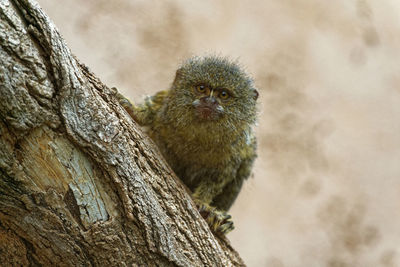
[{"left": 168, "top": 56, "right": 258, "bottom": 129}]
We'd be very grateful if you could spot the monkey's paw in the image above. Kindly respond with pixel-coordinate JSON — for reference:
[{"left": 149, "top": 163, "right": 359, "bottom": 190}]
[{"left": 196, "top": 201, "right": 234, "bottom": 235}]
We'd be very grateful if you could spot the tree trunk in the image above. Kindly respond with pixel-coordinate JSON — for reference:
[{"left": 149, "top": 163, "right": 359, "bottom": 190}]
[{"left": 0, "top": 0, "right": 245, "bottom": 265}]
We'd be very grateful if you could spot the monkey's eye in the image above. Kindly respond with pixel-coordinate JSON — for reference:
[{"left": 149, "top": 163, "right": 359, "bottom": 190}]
[
  {"left": 196, "top": 84, "right": 211, "bottom": 95},
  {"left": 196, "top": 84, "right": 207, "bottom": 94},
  {"left": 219, "top": 90, "right": 230, "bottom": 100}
]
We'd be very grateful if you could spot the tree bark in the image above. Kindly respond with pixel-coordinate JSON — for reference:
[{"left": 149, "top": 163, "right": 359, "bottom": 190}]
[{"left": 0, "top": 0, "right": 245, "bottom": 266}]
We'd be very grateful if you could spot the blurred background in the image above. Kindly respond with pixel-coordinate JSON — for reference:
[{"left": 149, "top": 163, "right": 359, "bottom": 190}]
[{"left": 37, "top": 1, "right": 400, "bottom": 266}]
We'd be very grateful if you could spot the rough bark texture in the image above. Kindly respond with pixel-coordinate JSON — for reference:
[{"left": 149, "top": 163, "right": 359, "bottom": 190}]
[{"left": 0, "top": 0, "right": 245, "bottom": 266}]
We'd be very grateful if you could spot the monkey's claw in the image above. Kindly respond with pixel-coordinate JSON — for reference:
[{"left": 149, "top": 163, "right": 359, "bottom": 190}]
[{"left": 196, "top": 201, "right": 235, "bottom": 234}]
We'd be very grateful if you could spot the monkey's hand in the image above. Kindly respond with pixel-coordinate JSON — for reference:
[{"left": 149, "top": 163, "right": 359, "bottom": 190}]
[
  {"left": 112, "top": 87, "right": 168, "bottom": 126},
  {"left": 194, "top": 199, "right": 234, "bottom": 235}
]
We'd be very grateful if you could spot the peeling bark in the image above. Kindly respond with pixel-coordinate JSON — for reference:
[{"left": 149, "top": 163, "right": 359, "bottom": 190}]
[{"left": 0, "top": 0, "right": 245, "bottom": 266}]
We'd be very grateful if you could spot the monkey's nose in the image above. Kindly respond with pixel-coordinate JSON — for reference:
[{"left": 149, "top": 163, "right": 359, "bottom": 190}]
[{"left": 200, "top": 96, "right": 218, "bottom": 105}]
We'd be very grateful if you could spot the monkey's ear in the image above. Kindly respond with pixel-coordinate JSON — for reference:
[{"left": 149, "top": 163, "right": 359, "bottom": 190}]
[
  {"left": 253, "top": 89, "right": 259, "bottom": 100},
  {"left": 173, "top": 68, "right": 183, "bottom": 84}
]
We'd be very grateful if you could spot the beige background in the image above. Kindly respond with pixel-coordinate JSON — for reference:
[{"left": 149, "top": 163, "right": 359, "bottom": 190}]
[{"left": 37, "top": 1, "right": 400, "bottom": 266}]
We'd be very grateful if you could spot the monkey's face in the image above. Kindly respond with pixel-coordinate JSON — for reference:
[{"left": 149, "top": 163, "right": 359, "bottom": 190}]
[
  {"left": 191, "top": 84, "right": 228, "bottom": 121},
  {"left": 170, "top": 56, "right": 258, "bottom": 126}
]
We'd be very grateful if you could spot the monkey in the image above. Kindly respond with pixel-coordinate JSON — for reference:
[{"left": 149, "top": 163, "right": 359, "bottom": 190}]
[{"left": 115, "top": 56, "right": 258, "bottom": 234}]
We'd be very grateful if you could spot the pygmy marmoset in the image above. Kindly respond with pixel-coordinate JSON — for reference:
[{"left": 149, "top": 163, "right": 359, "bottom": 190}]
[{"left": 116, "top": 56, "right": 258, "bottom": 234}]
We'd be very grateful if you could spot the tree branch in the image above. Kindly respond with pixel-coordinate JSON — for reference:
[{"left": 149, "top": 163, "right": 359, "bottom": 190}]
[{"left": 0, "top": 0, "right": 245, "bottom": 265}]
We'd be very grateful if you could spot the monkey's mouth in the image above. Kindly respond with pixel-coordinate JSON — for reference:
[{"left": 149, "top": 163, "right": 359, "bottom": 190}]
[
  {"left": 194, "top": 105, "right": 225, "bottom": 121},
  {"left": 196, "top": 106, "right": 215, "bottom": 120},
  {"left": 192, "top": 98, "right": 224, "bottom": 121}
]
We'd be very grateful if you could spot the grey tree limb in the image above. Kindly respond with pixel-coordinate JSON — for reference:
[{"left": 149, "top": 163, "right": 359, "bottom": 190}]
[{"left": 0, "top": 0, "right": 245, "bottom": 265}]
